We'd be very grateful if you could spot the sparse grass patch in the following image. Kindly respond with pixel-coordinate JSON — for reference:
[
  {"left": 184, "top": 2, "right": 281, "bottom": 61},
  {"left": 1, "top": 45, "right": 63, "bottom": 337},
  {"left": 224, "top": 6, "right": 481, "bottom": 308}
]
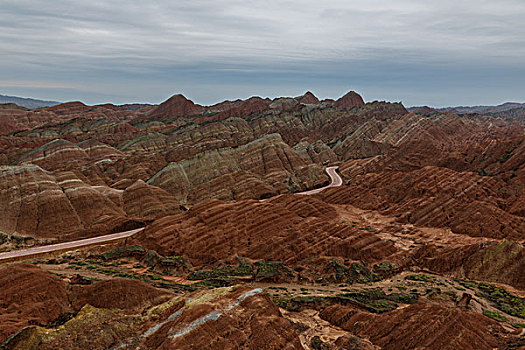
[
  {"left": 405, "top": 274, "right": 435, "bottom": 282},
  {"left": 483, "top": 310, "right": 507, "bottom": 322},
  {"left": 476, "top": 283, "right": 525, "bottom": 319},
  {"left": 100, "top": 245, "right": 145, "bottom": 261}
]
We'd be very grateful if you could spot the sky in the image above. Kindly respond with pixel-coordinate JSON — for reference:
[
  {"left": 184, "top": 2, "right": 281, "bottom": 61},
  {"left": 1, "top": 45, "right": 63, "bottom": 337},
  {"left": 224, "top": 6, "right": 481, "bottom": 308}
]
[{"left": 0, "top": 0, "right": 524, "bottom": 107}]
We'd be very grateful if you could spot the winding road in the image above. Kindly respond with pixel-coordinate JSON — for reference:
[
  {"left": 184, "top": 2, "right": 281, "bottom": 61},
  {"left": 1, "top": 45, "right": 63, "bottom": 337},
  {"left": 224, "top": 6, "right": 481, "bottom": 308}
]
[
  {"left": 0, "top": 166, "right": 343, "bottom": 263},
  {"left": 298, "top": 166, "right": 343, "bottom": 195},
  {"left": 0, "top": 228, "right": 143, "bottom": 263}
]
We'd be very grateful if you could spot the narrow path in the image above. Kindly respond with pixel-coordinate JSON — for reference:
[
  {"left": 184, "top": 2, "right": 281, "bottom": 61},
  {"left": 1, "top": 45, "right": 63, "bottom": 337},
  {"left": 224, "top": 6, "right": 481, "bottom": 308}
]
[{"left": 0, "top": 228, "right": 143, "bottom": 263}]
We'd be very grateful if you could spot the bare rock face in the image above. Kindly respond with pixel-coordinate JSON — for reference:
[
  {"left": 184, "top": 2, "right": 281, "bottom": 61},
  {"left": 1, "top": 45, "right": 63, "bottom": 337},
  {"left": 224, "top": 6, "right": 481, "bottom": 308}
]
[
  {"left": 40, "top": 101, "right": 91, "bottom": 116},
  {"left": 146, "top": 94, "right": 204, "bottom": 120},
  {"left": 407, "top": 105, "right": 438, "bottom": 115},
  {"left": 0, "top": 165, "right": 126, "bottom": 238},
  {"left": 334, "top": 91, "right": 365, "bottom": 110},
  {"left": 2, "top": 89, "right": 525, "bottom": 349},
  {"left": 148, "top": 134, "right": 328, "bottom": 203},
  {"left": 77, "top": 138, "right": 124, "bottom": 161},
  {"left": 0, "top": 266, "right": 301, "bottom": 350},
  {"left": 297, "top": 91, "right": 320, "bottom": 105},
  {"left": 143, "top": 286, "right": 304, "bottom": 349},
  {"left": 320, "top": 166, "right": 525, "bottom": 240},
  {"left": 0, "top": 103, "right": 28, "bottom": 111},
  {"left": 333, "top": 118, "right": 393, "bottom": 160},
  {"left": 16, "top": 139, "right": 89, "bottom": 170},
  {"left": 0, "top": 264, "right": 173, "bottom": 346},
  {"left": 133, "top": 196, "right": 397, "bottom": 269},
  {"left": 196, "top": 97, "right": 270, "bottom": 123},
  {"left": 320, "top": 302, "right": 508, "bottom": 350},
  {"left": 0, "top": 264, "right": 72, "bottom": 341},
  {"left": 122, "top": 180, "right": 183, "bottom": 220},
  {"left": 411, "top": 240, "right": 525, "bottom": 290},
  {"left": 71, "top": 278, "right": 172, "bottom": 310},
  {"left": 16, "top": 138, "right": 123, "bottom": 171},
  {"left": 293, "top": 140, "right": 338, "bottom": 164}
]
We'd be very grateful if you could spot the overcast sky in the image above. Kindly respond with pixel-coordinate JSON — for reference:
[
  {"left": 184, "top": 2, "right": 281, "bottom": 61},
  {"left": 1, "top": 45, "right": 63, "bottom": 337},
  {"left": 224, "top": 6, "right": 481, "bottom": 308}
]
[{"left": 1, "top": 0, "right": 524, "bottom": 106}]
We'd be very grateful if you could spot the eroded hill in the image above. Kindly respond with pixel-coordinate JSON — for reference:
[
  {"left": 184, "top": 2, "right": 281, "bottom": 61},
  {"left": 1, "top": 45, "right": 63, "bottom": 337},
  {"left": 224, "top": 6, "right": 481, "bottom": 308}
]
[{"left": 1, "top": 91, "right": 524, "bottom": 349}]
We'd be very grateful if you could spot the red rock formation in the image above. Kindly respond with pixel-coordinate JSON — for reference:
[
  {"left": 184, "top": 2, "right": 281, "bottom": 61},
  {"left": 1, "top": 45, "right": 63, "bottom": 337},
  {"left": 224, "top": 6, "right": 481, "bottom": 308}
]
[
  {"left": 334, "top": 91, "right": 365, "bottom": 110},
  {"left": 0, "top": 264, "right": 173, "bottom": 343},
  {"left": 148, "top": 134, "right": 328, "bottom": 202},
  {"left": 40, "top": 101, "right": 91, "bottom": 115},
  {"left": 2, "top": 89, "right": 525, "bottom": 349},
  {"left": 0, "top": 165, "right": 126, "bottom": 239},
  {"left": 133, "top": 196, "right": 397, "bottom": 268},
  {"left": 319, "top": 166, "right": 525, "bottom": 240},
  {"left": 297, "top": 91, "right": 320, "bottom": 104},
  {"left": 71, "top": 278, "right": 171, "bottom": 310},
  {"left": 122, "top": 180, "right": 183, "bottom": 220},
  {"left": 0, "top": 264, "right": 71, "bottom": 341},
  {"left": 146, "top": 94, "right": 204, "bottom": 120},
  {"left": 407, "top": 105, "right": 438, "bottom": 115},
  {"left": 410, "top": 241, "right": 525, "bottom": 290},
  {"left": 196, "top": 97, "right": 270, "bottom": 123},
  {"left": 143, "top": 286, "right": 303, "bottom": 349},
  {"left": 320, "top": 302, "right": 509, "bottom": 350}
]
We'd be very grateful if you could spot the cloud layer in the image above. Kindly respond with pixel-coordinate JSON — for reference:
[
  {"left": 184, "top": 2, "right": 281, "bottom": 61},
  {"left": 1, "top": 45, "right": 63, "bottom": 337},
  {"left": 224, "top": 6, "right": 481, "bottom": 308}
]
[{"left": 1, "top": 0, "right": 524, "bottom": 106}]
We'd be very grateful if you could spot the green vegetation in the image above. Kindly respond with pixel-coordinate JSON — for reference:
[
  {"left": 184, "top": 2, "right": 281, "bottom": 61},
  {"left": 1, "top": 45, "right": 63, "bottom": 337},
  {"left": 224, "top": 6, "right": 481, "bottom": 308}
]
[
  {"left": 477, "top": 169, "right": 488, "bottom": 177},
  {"left": 373, "top": 262, "right": 398, "bottom": 276},
  {"left": 405, "top": 274, "right": 435, "bottom": 282},
  {"left": 272, "top": 288, "right": 417, "bottom": 313},
  {"left": 45, "top": 258, "right": 67, "bottom": 265},
  {"left": 454, "top": 279, "right": 478, "bottom": 290},
  {"left": 255, "top": 260, "right": 291, "bottom": 280},
  {"left": 476, "top": 283, "right": 525, "bottom": 319},
  {"left": 0, "top": 232, "right": 7, "bottom": 245},
  {"left": 160, "top": 256, "right": 186, "bottom": 266},
  {"left": 147, "top": 274, "right": 163, "bottom": 281},
  {"left": 310, "top": 336, "right": 327, "bottom": 350},
  {"left": 358, "top": 226, "right": 377, "bottom": 233},
  {"left": 499, "top": 151, "right": 513, "bottom": 163},
  {"left": 324, "top": 261, "right": 385, "bottom": 284},
  {"left": 271, "top": 295, "right": 331, "bottom": 311},
  {"left": 337, "top": 289, "right": 418, "bottom": 313},
  {"left": 0, "top": 233, "right": 34, "bottom": 247},
  {"left": 482, "top": 241, "right": 519, "bottom": 266},
  {"left": 483, "top": 310, "right": 508, "bottom": 322},
  {"left": 100, "top": 245, "right": 145, "bottom": 261},
  {"left": 188, "top": 259, "right": 253, "bottom": 280}
]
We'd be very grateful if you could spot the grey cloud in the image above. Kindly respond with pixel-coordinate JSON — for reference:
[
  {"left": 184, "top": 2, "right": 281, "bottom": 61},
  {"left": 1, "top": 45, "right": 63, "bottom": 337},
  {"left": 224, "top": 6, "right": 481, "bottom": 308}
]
[{"left": 0, "top": 0, "right": 524, "bottom": 105}]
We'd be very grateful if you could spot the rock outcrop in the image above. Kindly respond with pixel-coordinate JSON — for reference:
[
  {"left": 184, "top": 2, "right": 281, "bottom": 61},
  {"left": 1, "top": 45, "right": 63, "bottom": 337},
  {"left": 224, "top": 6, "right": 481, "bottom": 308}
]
[
  {"left": 334, "top": 91, "right": 365, "bottom": 110},
  {"left": 146, "top": 94, "right": 204, "bottom": 120},
  {"left": 320, "top": 302, "right": 509, "bottom": 350},
  {"left": 133, "top": 196, "right": 397, "bottom": 268},
  {"left": 148, "top": 134, "right": 328, "bottom": 202},
  {"left": 0, "top": 165, "right": 127, "bottom": 238}
]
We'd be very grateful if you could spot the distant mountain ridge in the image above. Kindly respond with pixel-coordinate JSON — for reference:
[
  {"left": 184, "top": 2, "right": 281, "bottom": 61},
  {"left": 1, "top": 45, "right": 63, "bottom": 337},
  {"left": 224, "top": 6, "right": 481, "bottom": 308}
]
[
  {"left": 407, "top": 102, "right": 525, "bottom": 122},
  {"left": 0, "top": 94, "right": 59, "bottom": 109},
  {"left": 436, "top": 102, "right": 525, "bottom": 114},
  {"left": 408, "top": 102, "right": 525, "bottom": 114}
]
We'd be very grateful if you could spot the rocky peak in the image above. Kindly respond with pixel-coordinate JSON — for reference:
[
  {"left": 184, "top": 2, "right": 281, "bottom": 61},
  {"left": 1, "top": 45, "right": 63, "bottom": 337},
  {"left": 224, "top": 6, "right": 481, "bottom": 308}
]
[
  {"left": 149, "top": 94, "right": 204, "bottom": 119},
  {"left": 42, "top": 101, "right": 90, "bottom": 115},
  {"left": 334, "top": 91, "right": 365, "bottom": 110},
  {"left": 298, "top": 91, "right": 320, "bottom": 104}
]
